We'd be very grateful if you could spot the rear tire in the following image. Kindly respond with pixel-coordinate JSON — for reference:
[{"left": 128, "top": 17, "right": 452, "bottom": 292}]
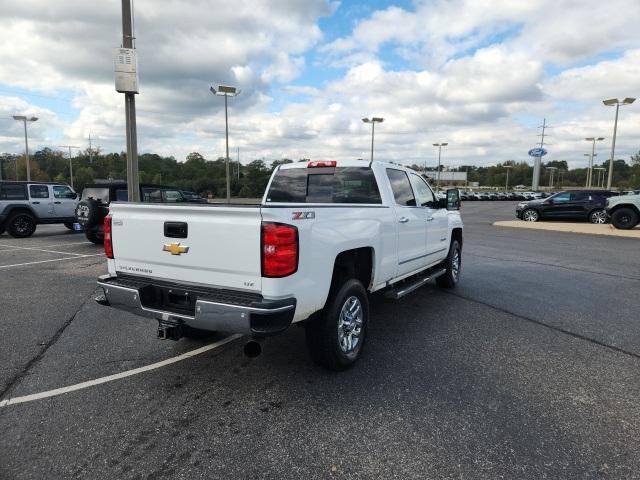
[
  {"left": 0, "top": 224, "right": 5, "bottom": 235},
  {"left": 7, "top": 212, "right": 37, "bottom": 238},
  {"left": 611, "top": 208, "right": 639, "bottom": 230},
  {"left": 437, "top": 239, "right": 461, "bottom": 289},
  {"left": 306, "top": 279, "right": 368, "bottom": 371},
  {"left": 85, "top": 229, "right": 103, "bottom": 245}
]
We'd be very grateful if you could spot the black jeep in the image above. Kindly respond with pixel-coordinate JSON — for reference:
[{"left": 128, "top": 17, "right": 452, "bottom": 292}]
[{"left": 75, "top": 181, "right": 202, "bottom": 244}]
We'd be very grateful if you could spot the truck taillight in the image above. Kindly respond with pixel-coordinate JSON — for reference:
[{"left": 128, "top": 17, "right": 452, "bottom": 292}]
[
  {"left": 261, "top": 222, "right": 298, "bottom": 278},
  {"left": 104, "top": 215, "right": 114, "bottom": 259}
]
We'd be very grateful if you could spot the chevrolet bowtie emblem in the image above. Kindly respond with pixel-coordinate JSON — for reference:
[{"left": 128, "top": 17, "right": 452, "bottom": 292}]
[{"left": 163, "top": 243, "right": 190, "bottom": 255}]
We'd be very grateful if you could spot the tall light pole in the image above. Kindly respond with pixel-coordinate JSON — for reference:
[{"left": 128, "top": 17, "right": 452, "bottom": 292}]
[
  {"left": 362, "top": 117, "right": 384, "bottom": 163},
  {"left": 583, "top": 153, "right": 596, "bottom": 187},
  {"left": 117, "top": 0, "right": 140, "bottom": 202},
  {"left": 504, "top": 165, "right": 512, "bottom": 191},
  {"left": 433, "top": 142, "right": 448, "bottom": 192},
  {"left": 211, "top": 85, "right": 240, "bottom": 203},
  {"left": 58, "top": 145, "right": 80, "bottom": 188},
  {"left": 593, "top": 167, "right": 605, "bottom": 188},
  {"left": 603, "top": 98, "right": 635, "bottom": 190},
  {"left": 584, "top": 137, "right": 604, "bottom": 188},
  {"left": 12, "top": 115, "right": 38, "bottom": 181}
]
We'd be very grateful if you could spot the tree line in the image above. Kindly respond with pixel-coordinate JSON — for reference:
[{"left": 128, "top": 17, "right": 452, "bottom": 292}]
[{"left": 1, "top": 148, "right": 639, "bottom": 195}]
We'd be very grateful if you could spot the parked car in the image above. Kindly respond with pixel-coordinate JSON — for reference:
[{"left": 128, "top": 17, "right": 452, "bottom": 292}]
[
  {"left": 75, "top": 182, "right": 194, "bottom": 244},
  {"left": 606, "top": 194, "right": 640, "bottom": 230},
  {"left": 0, "top": 181, "right": 78, "bottom": 238},
  {"left": 95, "top": 160, "right": 464, "bottom": 371},
  {"left": 180, "top": 191, "right": 208, "bottom": 203},
  {"left": 516, "top": 190, "right": 619, "bottom": 223}
]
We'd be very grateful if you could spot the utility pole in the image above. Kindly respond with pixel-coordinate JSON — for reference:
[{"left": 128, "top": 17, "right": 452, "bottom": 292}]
[
  {"left": 504, "top": 165, "right": 512, "bottom": 191},
  {"left": 120, "top": 0, "right": 140, "bottom": 201},
  {"left": 532, "top": 118, "right": 549, "bottom": 191},
  {"left": 59, "top": 145, "right": 80, "bottom": 188}
]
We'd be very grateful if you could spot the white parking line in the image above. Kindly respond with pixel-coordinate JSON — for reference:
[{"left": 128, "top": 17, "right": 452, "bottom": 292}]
[
  {"left": 0, "top": 253, "right": 104, "bottom": 269},
  {"left": 0, "top": 334, "right": 242, "bottom": 408},
  {"left": 0, "top": 245, "right": 89, "bottom": 256},
  {"left": 0, "top": 241, "right": 92, "bottom": 249}
]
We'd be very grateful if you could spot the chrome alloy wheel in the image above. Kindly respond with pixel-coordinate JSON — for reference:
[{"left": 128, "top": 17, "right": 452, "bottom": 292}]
[
  {"left": 337, "top": 296, "right": 363, "bottom": 354},
  {"left": 451, "top": 247, "right": 461, "bottom": 281},
  {"left": 523, "top": 209, "right": 538, "bottom": 222},
  {"left": 590, "top": 210, "right": 607, "bottom": 224}
]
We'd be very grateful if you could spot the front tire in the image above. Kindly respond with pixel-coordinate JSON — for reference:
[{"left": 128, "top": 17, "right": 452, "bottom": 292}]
[
  {"left": 7, "top": 213, "right": 37, "bottom": 238},
  {"left": 522, "top": 208, "right": 539, "bottom": 222},
  {"left": 589, "top": 209, "right": 607, "bottom": 224},
  {"left": 306, "top": 279, "right": 369, "bottom": 371},
  {"left": 611, "top": 208, "right": 639, "bottom": 230},
  {"left": 437, "top": 239, "right": 461, "bottom": 289}
]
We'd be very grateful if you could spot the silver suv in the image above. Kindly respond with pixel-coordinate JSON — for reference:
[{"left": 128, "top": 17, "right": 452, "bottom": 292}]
[{"left": 0, "top": 181, "right": 79, "bottom": 238}]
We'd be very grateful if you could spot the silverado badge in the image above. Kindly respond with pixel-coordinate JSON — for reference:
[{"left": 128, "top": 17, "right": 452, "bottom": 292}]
[{"left": 163, "top": 242, "right": 190, "bottom": 255}]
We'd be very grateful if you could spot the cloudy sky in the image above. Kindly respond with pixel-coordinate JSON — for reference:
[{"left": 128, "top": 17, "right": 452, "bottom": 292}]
[{"left": 1, "top": 0, "right": 639, "bottom": 168}]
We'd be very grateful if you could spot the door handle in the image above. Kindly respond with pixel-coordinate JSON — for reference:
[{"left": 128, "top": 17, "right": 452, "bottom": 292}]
[
  {"left": 54, "top": 201, "right": 62, "bottom": 204},
  {"left": 32, "top": 201, "right": 40, "bottom": 204},
  {"left": 426, "top": 217, "right": 434, "bottom": 222},
  {"left": 398, "top": 217, "right": 409, "bottom": 223}
]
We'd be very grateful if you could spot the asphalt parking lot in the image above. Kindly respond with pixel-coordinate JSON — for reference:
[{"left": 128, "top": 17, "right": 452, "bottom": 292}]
[{"left": 1, "top": 204, "right": 640, "bottom": 480}]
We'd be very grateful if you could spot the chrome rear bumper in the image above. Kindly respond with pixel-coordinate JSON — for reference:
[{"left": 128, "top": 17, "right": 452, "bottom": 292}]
[{"left": 96, "top": 275, "right": 296, "bottom": 336}]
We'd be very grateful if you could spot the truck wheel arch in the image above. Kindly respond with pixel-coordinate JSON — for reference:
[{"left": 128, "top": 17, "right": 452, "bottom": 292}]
[
  {"left": 2, "top": 204, "right": 38, "bottom": 219},
  {"left": 609, "top": 203, "right": 640, "bottom": 216},
  {"left": 451, "top": 227, "right": 463, "bottom": 248},
  {"left": 329, "top": 247, "right": 375, "bottom": 295}
]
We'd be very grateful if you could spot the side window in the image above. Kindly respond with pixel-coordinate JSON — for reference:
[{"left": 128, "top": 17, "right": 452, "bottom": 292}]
[
  {"left": 0, "top": 184, "right": 28, "bottom": 200},
  {"left": 552, "top": 192, "right": 571, "bottom": 202},
  {"left": 571, "top": 192, "right": 590, "bottom": 201},
  {"left": 163, "top": 190, "right": 184, "bottom": 202},
  {"left": 409, "top": 174, "right": 436, "bottom": 206},
  {"left": 385, "top": 169, "right": 416, "bottom": 207},
  {"left": 29, "top": 185, "right": 49, "bottom": 199},
  {"left": 143, "top": 188, "right": 162, "bottom": 202},
  {"left": 52, "top": 185, "right": 75, "bottom": 199}
]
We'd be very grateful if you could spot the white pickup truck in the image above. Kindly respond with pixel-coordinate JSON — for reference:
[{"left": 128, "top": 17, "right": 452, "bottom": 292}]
[{"left": 96, "top": 160, "right": 463, "bottom": 370}]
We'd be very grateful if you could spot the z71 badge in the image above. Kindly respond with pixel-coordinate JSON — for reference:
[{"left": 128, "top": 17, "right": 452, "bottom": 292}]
[{"left": 292, "top": 211, "right": 315, "bottom": 220}]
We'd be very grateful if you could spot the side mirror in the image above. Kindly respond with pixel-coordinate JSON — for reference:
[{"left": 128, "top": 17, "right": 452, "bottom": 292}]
[
  {"left": 74, "top": 192, "right": 79, "bottom": 199},
  {"left": 446, "top": 189, "right": 460, "bottom": 210}
]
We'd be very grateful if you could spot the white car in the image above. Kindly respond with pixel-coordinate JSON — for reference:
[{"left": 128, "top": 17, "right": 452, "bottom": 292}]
[
  {"left": 95, "top": 160, "right": 463, "bottom": 370},
  {"left": 606, "top": 194, "right": 640, "bottom": 230}
]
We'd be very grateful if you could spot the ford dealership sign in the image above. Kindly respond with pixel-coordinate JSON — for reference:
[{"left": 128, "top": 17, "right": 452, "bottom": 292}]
[{"left": 528, "top": 147, "right": 548, "bottom": 157}]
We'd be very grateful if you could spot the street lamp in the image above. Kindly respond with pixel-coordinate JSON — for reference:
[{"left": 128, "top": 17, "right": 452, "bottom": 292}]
[
  {"left": 12, "top": 115, "right": 38, "bottom": 181},
  {"left": 433, "top": 142, "right": 448, "bottom": 192},
  {"left": 584, "top": 137, "right": 604, "bottom": 188},
  {"left": 593, "top": 167, "right": 606, "bottom": 188},
  {"left": 504, "top": 165, "right": 513, "bottom": 191},
  {"left": 362, "top": 117, "right": 384, "bottom": 162},
  {"left": 603, "top": 97, "right": 635, "bottom": 190},
  {"left": 58, "top": 145, "right": 81, "bottom": 188},
  {"left": 210, "top": 84, "right": 241, "bottom": 203}
]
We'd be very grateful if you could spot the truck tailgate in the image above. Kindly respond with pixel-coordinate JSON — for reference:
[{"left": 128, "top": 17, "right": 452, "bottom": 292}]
[{"left": 109, "top": 203, "right": 262, "bottom": 292}]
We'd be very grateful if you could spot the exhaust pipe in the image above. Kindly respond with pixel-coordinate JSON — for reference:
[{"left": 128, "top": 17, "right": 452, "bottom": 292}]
[{"left": 243, "top": 340, "right": 262, "bottom": 358}]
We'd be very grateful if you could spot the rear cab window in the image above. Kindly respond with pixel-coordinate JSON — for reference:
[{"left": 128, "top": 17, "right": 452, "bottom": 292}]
[
  {"left": 0, "top": 184, "right": 28, "bottom": 200},
  {"left": 266, "top": 167, "right": 382, "bottom": 204}
]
